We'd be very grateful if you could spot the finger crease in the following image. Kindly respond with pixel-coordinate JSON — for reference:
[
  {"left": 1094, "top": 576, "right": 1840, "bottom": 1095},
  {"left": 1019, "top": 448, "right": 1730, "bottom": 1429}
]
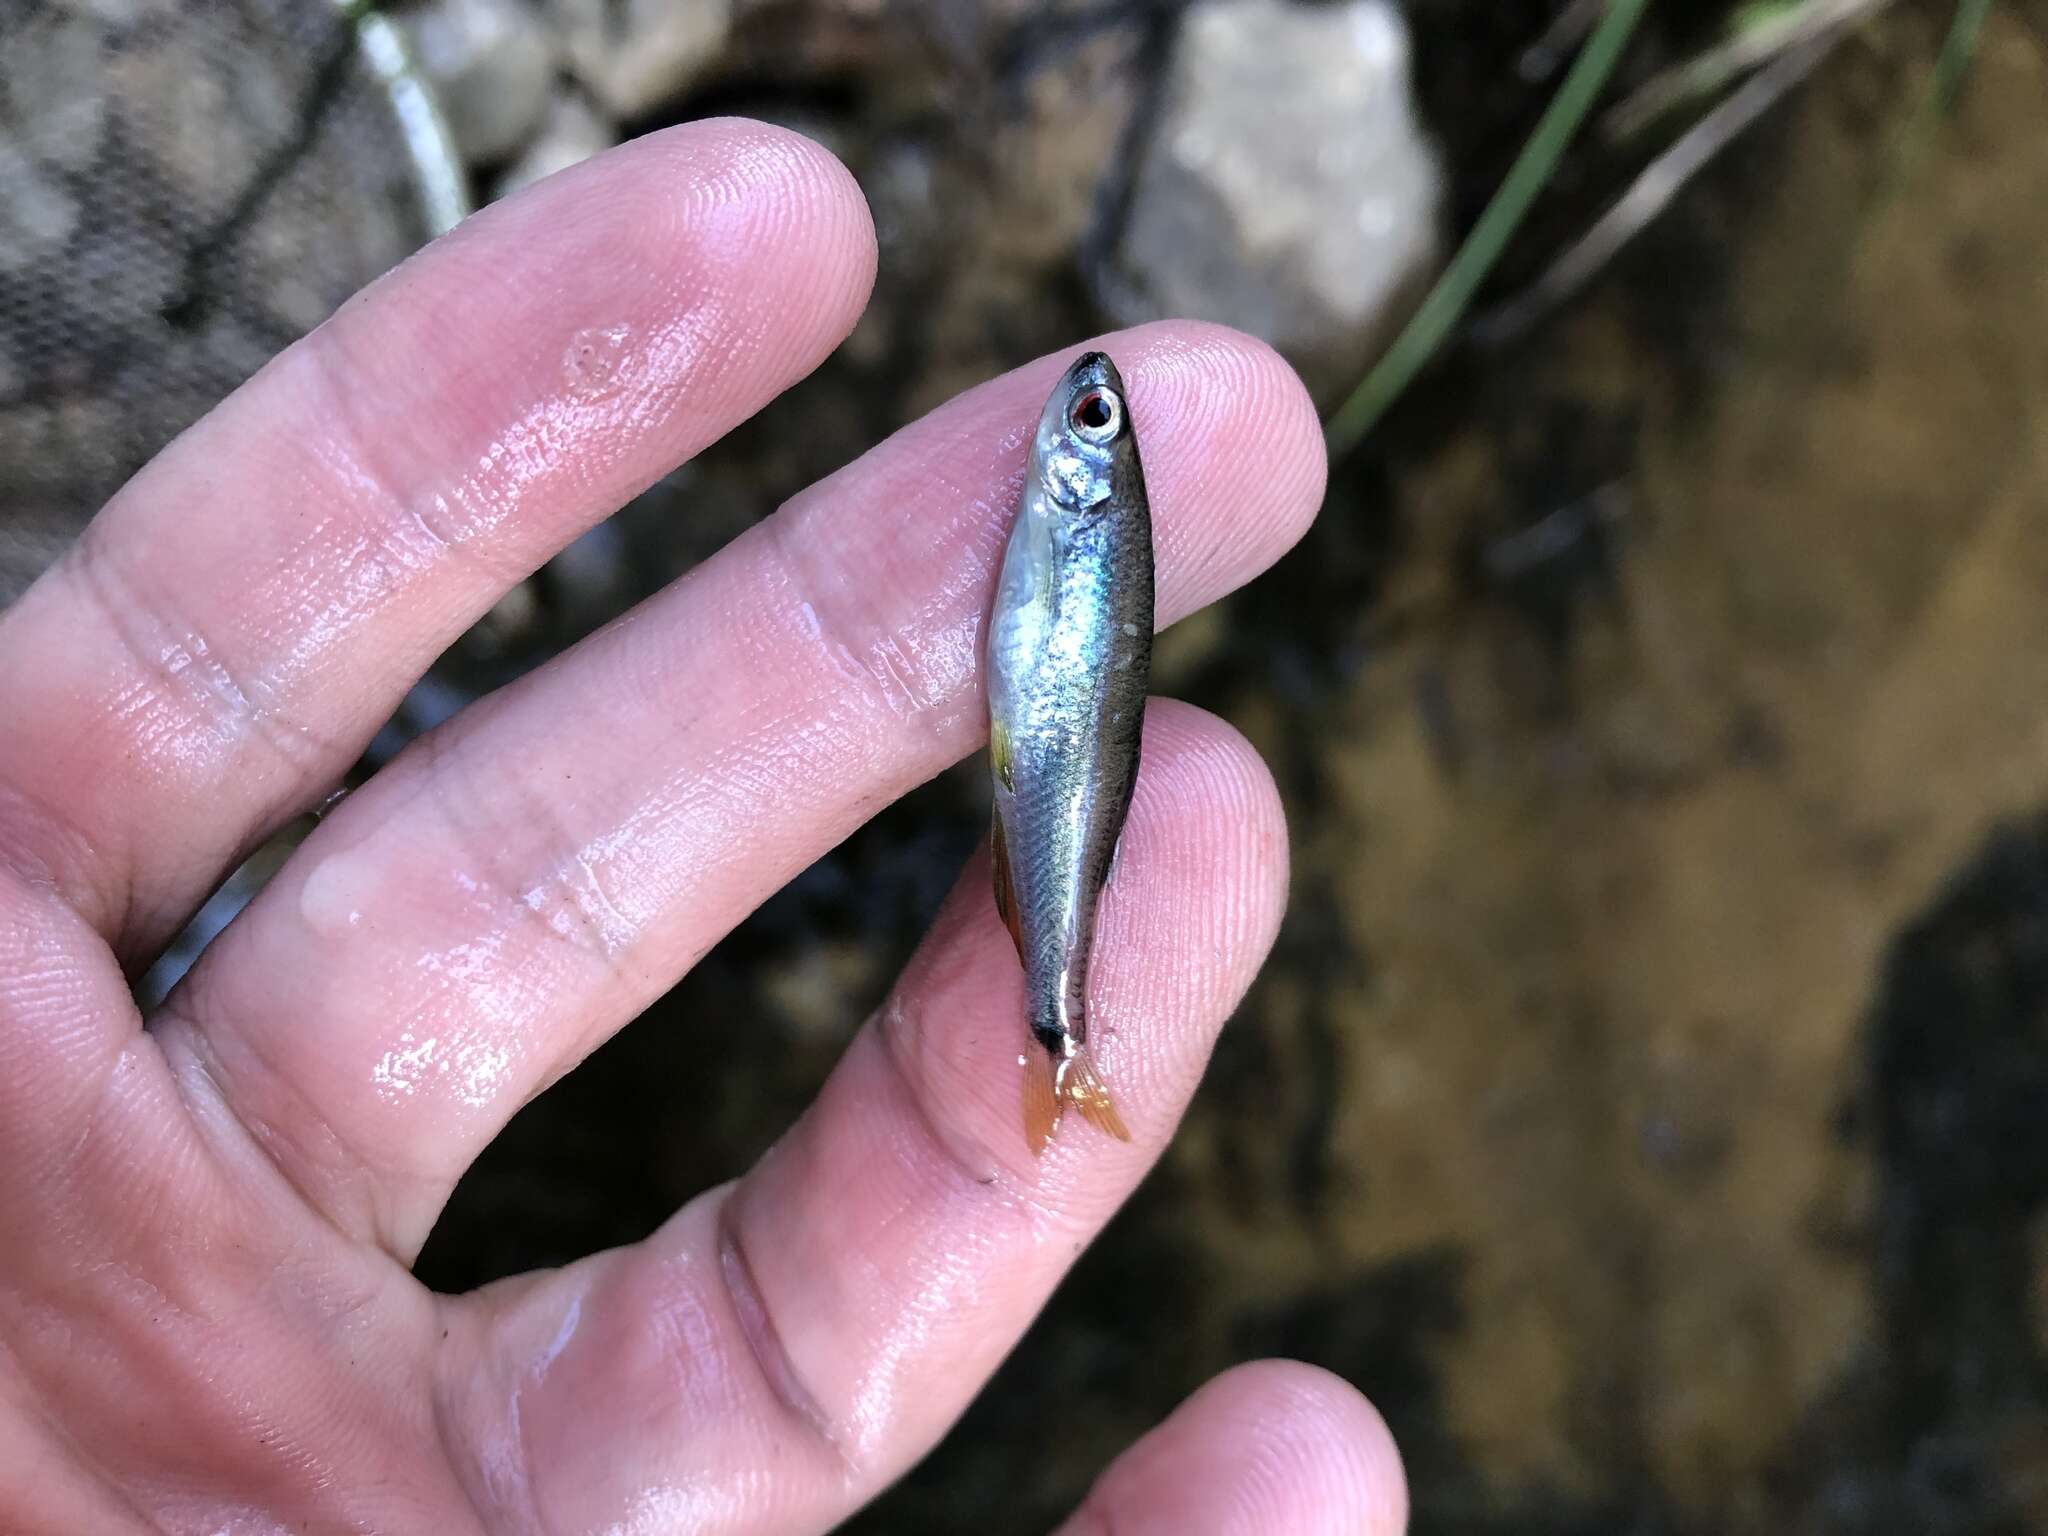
[
  {"left": 67, "top": 520, "right": 338, "bottom": 782},
  {"left": 765, "top": 512, "right": 957, "bottom": 748},
  {"left": 429, "top": 1357, "right": 523, "bottom": 1536},
  {"left": 303, "top": 325, "right": 527, "bottom": 591},
  {"left": 421, "top": 743, "right": 639, "bottom": 976},
  {"left": 875, "top": 998, "right": 1055, "bottom": 1225},
  {"left": 151, "top": 995, "right": 384, "bottom": 1250},
  {"left": 0, "top": 779, "right": 113, "bottom": 938},
  {"left": 714, "top": 1194, "right": 856, "bottom": 1479}
]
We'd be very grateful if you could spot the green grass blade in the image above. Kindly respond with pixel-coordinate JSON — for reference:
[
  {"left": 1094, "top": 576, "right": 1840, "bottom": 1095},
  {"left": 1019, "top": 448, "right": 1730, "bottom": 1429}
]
[
  {"left": 1929, "top": 0, "right": 1992, "bottom": 112},
  {"left": 1324, "top": 0, "right": 1653, "bottom": 460}
]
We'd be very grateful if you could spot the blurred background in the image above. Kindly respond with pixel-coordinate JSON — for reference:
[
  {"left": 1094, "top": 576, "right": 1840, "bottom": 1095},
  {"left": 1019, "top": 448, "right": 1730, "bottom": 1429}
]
[{"left": 5, "top": 0, "right": 2048, "bottom": 1529}]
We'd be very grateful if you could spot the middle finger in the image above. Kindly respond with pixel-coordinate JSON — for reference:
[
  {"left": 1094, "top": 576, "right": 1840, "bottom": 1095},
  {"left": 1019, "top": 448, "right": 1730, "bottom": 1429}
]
[{"left": 157, "top": 322, "right": 1323, "bottom": 1256}]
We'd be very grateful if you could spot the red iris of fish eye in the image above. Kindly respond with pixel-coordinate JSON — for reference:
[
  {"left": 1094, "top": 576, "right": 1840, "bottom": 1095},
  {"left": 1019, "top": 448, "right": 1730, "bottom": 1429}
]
[{"left": 1073, "top": 391, "right": 1114, "bottom": 432}]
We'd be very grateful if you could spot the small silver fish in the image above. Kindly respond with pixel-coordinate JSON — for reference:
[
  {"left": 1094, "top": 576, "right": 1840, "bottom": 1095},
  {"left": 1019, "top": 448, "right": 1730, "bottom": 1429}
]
[{"left": 987, "top": 352, "right": 1153, "bottom": 1155}]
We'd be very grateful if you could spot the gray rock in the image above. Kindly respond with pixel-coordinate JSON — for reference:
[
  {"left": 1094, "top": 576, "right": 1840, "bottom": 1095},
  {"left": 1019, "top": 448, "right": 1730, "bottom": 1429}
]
[
  {"left": 491, "top": 90, "right": 618, "bottom": 200},
  {"left": 49, "top": 0, "right": 177, "bottom": 22},
  {"left": 2, "top": 15, "right": 108, "bottom": 172},
  {"left": 1098, "top": 0, "right": 1442, "bottom": 389},
  {"left": 553, "top": 0, "right": 731, "bottom": 120},
  {"left": 404, "top": 0, "right": 558, "bottom": 165},
  {"left": 0, "top": 148, "right": 76, "bottom": 273}
]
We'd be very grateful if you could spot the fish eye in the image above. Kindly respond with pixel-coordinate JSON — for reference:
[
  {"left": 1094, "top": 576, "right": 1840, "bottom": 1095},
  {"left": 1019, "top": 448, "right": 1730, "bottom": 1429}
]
[{"left": 1070, "top": 387, "right": 1121, "bottom": 442}]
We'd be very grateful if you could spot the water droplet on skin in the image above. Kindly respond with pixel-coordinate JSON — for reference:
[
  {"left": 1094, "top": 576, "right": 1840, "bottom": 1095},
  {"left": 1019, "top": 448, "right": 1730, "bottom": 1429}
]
[
  {"left": 299, "top": 845, "right": 374, "bottom": 936},
  {"left": 561, "top": 324, "right": 633, "bottom": 397}
]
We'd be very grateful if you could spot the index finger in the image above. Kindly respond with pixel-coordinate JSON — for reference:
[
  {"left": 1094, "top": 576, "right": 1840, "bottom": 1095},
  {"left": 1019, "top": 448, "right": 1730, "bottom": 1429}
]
[{"left": 0, "top": 120, "right": 876, "bottom": 958}]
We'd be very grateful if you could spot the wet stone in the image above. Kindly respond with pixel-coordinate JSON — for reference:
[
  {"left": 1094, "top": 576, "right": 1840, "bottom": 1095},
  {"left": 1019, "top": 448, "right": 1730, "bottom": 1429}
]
[
  {"left": 0, "top": 148, "right": 77, "bottom": 272},
  {"left": 1096, "top": 0, "right": 1443, "bottom": 393},
  {"left": 552, "top": 0, "right": 733, "bottom": 120},
  {"left": 491, "top": 89, "right": 618, "bottom": 200},
  {"left": 402, "top": 0, "right": 559, "bottom": 165},
  {"left": 1, "top": 15, "right": 109, "bottom": 172}
]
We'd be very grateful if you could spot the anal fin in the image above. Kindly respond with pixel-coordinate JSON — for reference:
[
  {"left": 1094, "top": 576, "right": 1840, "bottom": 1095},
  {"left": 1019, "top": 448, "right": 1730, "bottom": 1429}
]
[
  {"left": 990, "top": 719, "right": 1015, "bottom": 792},
  {"left": 991, "top": 814, "right": 1024, "bottom": 962}
]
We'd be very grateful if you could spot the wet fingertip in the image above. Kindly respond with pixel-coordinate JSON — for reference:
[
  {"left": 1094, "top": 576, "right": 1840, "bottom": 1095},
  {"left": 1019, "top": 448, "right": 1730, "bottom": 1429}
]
[
  {"left": 1129, "top": 700, "right": 1290, "bottom": 978},
  {"left": 640, "top": 119, "right": 879, "bottom": 361},
  {"left": 1070, "top": 1359, "right": 1408, "bottom": 1536},
  {"left": 1114, "top": 321, "right": 1325, "bottom": 617},
  {"left": 670, "top": 117, "right": 879, "bottom": 315},
  {"left": 1133, "top": 320, "right": 1327, "bottom": 511},
  {"left": 497, "top": 118, "right": 876, "bottom": 355},
  {"left": 1209, "top": 1360, "right": 1409, "bottom": 1536}
]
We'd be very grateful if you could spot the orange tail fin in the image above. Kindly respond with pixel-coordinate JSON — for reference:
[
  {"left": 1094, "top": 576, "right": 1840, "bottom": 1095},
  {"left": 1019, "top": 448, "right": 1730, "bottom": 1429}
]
[
  {"left": 1022, "top": 1049, "right": 1060, "bottom": 1155},
  {"left": 1020, "top": 1044, "right": 1131, "bottom": 1155},
  {"left": 1059, "top": 1045, "right": 1131, "bottom": 1143}
]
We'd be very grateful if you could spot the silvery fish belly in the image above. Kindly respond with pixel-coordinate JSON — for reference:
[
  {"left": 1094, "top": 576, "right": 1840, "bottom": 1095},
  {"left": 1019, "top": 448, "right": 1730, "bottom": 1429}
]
[{"left": 986, "top": 352, "right": 1154, "bottom": 1155}]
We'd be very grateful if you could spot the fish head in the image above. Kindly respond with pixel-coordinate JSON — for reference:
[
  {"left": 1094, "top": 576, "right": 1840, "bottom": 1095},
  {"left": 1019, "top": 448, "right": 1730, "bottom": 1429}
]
[{"left": 1032, "top": 351, "right": 1134, "bottom": 513}]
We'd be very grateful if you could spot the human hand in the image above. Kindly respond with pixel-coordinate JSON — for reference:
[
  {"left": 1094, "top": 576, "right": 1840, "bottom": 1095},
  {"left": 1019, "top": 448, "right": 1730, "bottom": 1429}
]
[{"left": 0, "top": 121, "right": 1405, "bottom": 1534}]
